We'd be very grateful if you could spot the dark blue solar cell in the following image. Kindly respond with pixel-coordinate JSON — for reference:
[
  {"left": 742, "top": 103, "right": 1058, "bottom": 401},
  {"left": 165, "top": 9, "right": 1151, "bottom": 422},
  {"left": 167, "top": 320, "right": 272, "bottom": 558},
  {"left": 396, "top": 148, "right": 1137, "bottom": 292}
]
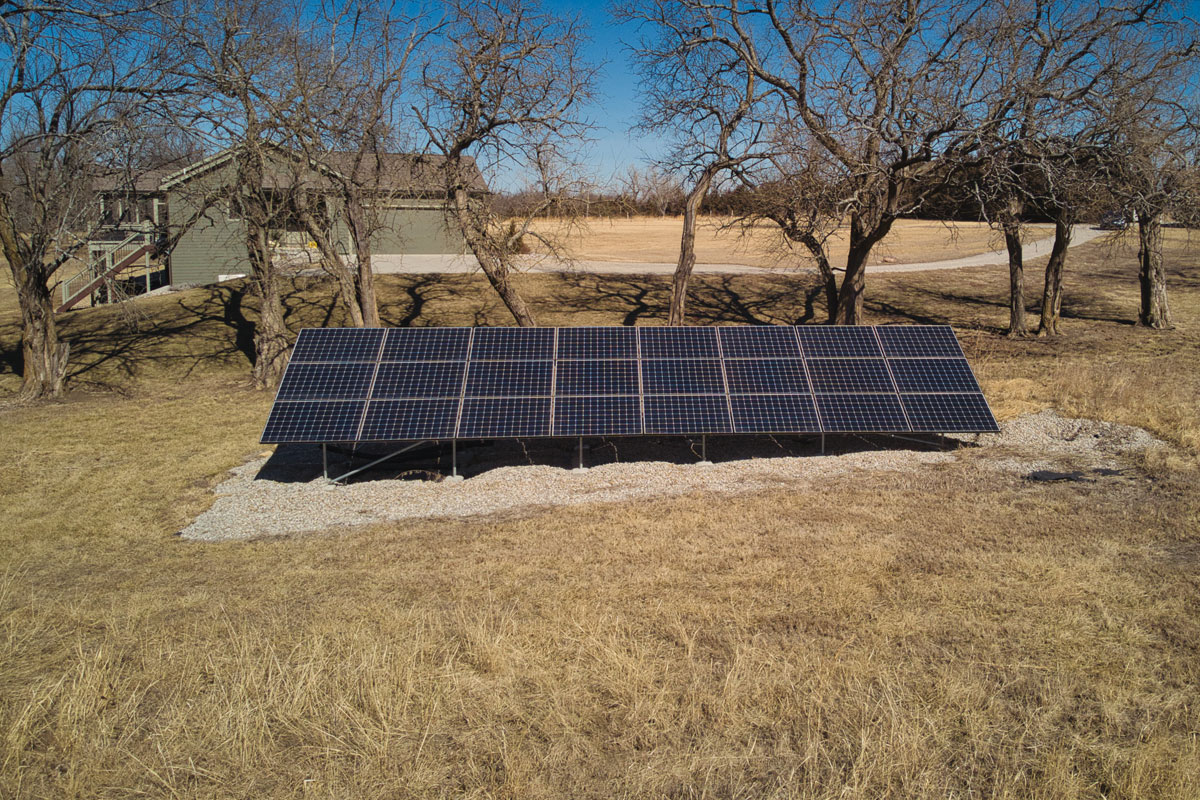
[
  {"left": 458, "top": 397, "right": 551, "bottom": 438},
  {"left": 556, "top": 360, "right": 639, "bottom": 396},
  {"left": 730, "top": 394, "right": 821, "bottom": 433},
  {"left": 643, "top": 395, "right": 731, "bottom": 434},
  {"left": 277, "top": 362, "right": 375, "bottom": 400},
  {"left": 290, "top": 328, "right": 385, "bottom": 362},
  {"left": 557, "top": 326, "right": 638, "bottom": 359},
  {"left": 902, "top": 393, "right": 999, "bottom": 432},
  {"left": 470, "top": 327, "right": 555, "bottom": 360},
  {"left": 553, "top": 396, "right": 643, "bottom": 436},
  {"left": 795, "top": 326, "right": 882, "bottom": 358},
  {"left": 877, "top": 325, "right": 964, "bottom": 358},
  {"left": 359, "top": 399, "right": 460, "bottom": 440},
  {"left": 718, "top": 326, "right": 803, "bottom": 358},
  {"left": 260, "top": 400, "right": 366, "bottom": 443},
  {"left": 814, "top": 394, "right": 909, "bottom": 432},
  {"left": 642, "top": 359, "right": 725, "bottom": 394},
  {"left": 465, "top": 360, "right": 552, "bottom": 397},
  {"left": 639, "top": 327, "right": 720, "bottom": 358},
  {"left": 724, "top": 359, "right": 810, "bottom": 394},
  {"left": 381, "top": 327, "right": 471, "bottom": 361},
  {"left": 806, "top": 359, "right": 895, "bottom": 393},
  {"left": 889, "top": 358, "right": 981, "bottom": 393},
  {"left": 371, "top": 361, "right": 466, "bottom": 399}
]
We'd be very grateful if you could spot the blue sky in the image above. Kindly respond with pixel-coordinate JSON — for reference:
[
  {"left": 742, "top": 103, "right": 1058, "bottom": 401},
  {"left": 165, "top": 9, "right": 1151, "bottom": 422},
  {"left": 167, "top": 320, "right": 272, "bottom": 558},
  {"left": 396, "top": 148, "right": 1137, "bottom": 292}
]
[{"left": 551, "top": 1, "right": 661, "bottom": 187}]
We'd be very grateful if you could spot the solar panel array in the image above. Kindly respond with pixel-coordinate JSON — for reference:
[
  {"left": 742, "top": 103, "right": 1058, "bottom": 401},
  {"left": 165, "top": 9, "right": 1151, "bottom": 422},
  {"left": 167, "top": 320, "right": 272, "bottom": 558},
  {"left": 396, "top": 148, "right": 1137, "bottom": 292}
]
[{"left": 261, "top": 325, "right": 999, "bottom": 443}]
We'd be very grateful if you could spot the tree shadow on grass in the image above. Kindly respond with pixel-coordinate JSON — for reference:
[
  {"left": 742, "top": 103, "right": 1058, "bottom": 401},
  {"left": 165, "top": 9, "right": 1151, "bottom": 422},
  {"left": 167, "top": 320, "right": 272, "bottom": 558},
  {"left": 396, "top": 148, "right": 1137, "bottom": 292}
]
[
  {"left": 60, "top": 278, "right": 343, "bottom": 391},
  {"left": 544, "top": 272, "right": 825, "bottom": 327},
  {"left": 0, "top": 319, "right": 22, "bottom": 379},
  {"left": 868, "top": 285, "right": 1140, "bottom": 331}
]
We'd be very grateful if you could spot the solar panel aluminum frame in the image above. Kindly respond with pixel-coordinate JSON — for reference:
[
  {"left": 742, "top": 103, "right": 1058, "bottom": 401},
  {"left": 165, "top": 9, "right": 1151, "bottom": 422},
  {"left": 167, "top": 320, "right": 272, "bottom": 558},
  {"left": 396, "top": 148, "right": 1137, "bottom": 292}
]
[{"left": 260, "top": 324, "right": 999, "bottom": 446}]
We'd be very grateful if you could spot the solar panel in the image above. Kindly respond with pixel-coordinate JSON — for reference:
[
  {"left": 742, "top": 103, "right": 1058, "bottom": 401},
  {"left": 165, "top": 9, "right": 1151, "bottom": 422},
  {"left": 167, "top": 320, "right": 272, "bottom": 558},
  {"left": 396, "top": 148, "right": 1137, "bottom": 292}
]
[
  {"left": 902, "top": 393, "right": 999, "bottom": 432},
  {"left": 730, "top": 394, "right": 821, "bottom": 433},
  {"left": 360, "top": 399, "right": 460, "bottom": 440},
  {"left": 262, "top": 400, "right": 366, "bottom": 442},
  {"left": 644, "top": 394, "right": 731, "bottom": 434},
  {"left": 381, "top": 327, "right": 471, "bottom": 361},
  {"left": 458, "top": 397, "right": 551, "bottom": 438},
  {"left": 640, "top": 327, "right": 720, "bottom": 358},
  {"left": 718, "top": 326, "right": 803, "bottom": 358},
  {"left": 877, "top": 325, "right": 964, "bottom": 358},
  {"left": 642, "top": 359, "right": 725, "bottom": 394},
  {"left": 795, "top": 326, "right": 882, "bottom": 358},
  {"left": 470, "top": 327, "right": 554, "bottom": 360},
  {"left": 724, "top": 359, "right": 810, "bottom": 394},
  {"left": 465, "top": 360, "right": 553, "bottom": 397},
  {"left": 805, "top": 359, "right": 895, "bottom": 393},
  {"left": 558, "top": 326, "right": 638, "bottom": 359},
  {"left": 290, "top": 328, "right": 385, "bottom": 362},
  {"left": 889, "top": 358, "right": 982, "bottom": 394},
  {"left": 276, "top": 362, "right": 375, "bottom": 401},
  {"left": 813, "top": 394, "right": 910, "bottom": 432},
  {"left": 554, "top": 396, "right": 642, "bottom": 436},
  {"left": 371, "top": 362, "right": 466, "bottom": 399},
  {"left": 263, "top": 324, "right": 997, "bottom": 445},
  {"left": 556, "top": 359, "right": 639, "bottom": 396}
]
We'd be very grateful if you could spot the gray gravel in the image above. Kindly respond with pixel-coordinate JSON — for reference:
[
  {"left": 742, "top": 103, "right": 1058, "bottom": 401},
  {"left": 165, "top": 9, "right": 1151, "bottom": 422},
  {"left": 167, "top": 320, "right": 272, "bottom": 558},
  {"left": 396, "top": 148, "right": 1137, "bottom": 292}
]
[{"left": 180, "top": 410, "right": 1167, "bottom": 541}]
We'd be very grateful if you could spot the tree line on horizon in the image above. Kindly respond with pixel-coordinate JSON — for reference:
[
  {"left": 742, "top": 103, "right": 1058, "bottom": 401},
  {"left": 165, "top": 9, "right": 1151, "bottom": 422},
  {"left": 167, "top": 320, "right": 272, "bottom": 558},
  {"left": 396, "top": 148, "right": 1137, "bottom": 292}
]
[{"left": 1, "top": 0, "right": 1198, "bottom": 400}]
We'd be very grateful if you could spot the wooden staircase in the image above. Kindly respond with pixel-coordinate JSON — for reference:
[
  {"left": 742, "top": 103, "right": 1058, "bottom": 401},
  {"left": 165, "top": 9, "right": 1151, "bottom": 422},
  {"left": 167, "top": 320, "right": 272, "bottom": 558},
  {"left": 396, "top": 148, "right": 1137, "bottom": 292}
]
[{"left": 57, "top": 234, "right": 159, "bottom": 313}]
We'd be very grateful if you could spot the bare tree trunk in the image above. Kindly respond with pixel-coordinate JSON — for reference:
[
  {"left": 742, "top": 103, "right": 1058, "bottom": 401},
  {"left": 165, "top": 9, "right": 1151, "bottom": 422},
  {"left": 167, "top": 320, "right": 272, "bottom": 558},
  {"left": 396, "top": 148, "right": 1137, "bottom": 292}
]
[
  {"left": 245, "top": 222, "right": 289, "bottom": 389},
  {"left": 835, "top": 214, "right": 892, "bottom": 325},
  {"left": 297, "top": 207, "right": 365, "bottom": 328},
  {"left": 346, "top": 199, "right": 381, "bottom": 327},
  {"left": 15, "top": 273, "right": 70, "bottom": 400},
  {"left": 1037, "top": 214, "right": 1072, "bottom": 337},
  {"left": 1, "top": 213, "right": 69, "bottom": 399},
  {"left": 1137, "top": 211, "right": 1170, "bottom": 329},
  {"left": 451, "top": 186, "right": 536, "bottom": 326},
  {"left": 1002, "top": 215, "right": 1028, "bottom": 337},
  {"left": 668, "top": 171, "right": 715, "bottom": 325},
  {"left": 796, "top": 232, "right": 838, "bottom": 324},
  {"left": 836, "top": 245, "right": 869, "bottom": 324}
]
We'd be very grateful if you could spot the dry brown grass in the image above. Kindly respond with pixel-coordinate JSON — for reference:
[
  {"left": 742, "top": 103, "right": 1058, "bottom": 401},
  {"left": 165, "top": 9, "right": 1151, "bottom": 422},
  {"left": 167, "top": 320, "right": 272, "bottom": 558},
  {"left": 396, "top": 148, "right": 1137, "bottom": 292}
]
[
  {"left": 532, "top": 215, "right": 1056, "bottom": 268},
  {"left": 1, "top": 233, "right": 1199, "bottom": 798}
]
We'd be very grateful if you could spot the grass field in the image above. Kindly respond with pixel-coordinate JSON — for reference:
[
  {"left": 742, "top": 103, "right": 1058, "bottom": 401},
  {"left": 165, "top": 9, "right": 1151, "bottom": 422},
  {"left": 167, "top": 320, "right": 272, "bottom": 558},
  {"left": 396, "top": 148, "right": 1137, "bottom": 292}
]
[
  {"left": 1, "top": 230, "right": 1199, "bottom": 798},
  {"left": 531, "top": 215, "right": 1056, "bottom": 267}
]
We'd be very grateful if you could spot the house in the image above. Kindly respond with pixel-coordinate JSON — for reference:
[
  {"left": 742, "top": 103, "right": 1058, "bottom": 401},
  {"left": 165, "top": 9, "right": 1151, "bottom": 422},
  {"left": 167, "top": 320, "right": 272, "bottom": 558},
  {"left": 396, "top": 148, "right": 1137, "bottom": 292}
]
[{"left": 64, "top": 146, "right": 484, "bottom": 311}]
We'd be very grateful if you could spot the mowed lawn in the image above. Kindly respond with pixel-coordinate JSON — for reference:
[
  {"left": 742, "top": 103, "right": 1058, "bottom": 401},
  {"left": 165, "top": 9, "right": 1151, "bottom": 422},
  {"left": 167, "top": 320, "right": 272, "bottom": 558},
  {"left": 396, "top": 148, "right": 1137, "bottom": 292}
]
[
  {"left": 1, "top": 230, "right": 1199, "bottom": 798},
  {"left": 530, "top": 215, "right": 1056, "bottom": 268}
]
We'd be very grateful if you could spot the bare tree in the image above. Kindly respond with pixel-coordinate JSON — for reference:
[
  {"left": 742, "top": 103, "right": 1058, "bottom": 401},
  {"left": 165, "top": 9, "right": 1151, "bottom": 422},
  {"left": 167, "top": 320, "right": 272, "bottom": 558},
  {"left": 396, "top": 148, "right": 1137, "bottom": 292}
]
[
  {"left": 414, "top": 0, "right": 596, "bottom": 327},
  {"left": 650, "top": 0, "right": 1007, "bottom": 325},
  {"left": 621, "top": 0, "right": 770, "bottom": 325},
  {"left": 0, "top": 1, "right": 171, "bottom": 399},
  {"left": 172, "top": 0, "right": 312, "bottom": 389},
  {"left": 963, "top": 0, "right": 1195, "bottom": 336},
  {"left": 285, "top": 0, "right": 432, "bottom": 328}
]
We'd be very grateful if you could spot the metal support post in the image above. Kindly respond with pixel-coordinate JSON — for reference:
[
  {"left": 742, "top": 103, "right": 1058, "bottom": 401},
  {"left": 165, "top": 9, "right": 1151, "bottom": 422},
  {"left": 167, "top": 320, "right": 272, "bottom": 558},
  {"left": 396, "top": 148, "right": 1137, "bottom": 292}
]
[
  {"left": 578, "top": 436, "right": 584, "bottom": 469},
  {"left": 821, "top": 433, "right": 825, "bottom": 454},
  {"left": 328, "top": 440, "right": 430, "bottom": 484},
  {"left": 701, "top": 434, "right": 707, "bottom": 462},
  {"left": 322, "top": 443, "right": 327, "bottom": 480},
  {"left": 452, "top": 440, "right": 457, "bottom": 477}
]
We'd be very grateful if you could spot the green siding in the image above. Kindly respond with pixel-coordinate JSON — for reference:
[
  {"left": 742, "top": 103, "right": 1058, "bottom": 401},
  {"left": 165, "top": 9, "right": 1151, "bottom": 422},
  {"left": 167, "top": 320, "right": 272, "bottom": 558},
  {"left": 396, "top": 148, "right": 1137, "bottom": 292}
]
[
  {"left": 166, "top": 165, "right": 251, "bottom": 285},
  {"left": 371, "top": 206, "right": 464, "bottom": 254},
  {"left": 165, "top": 166, "right": 464, "bottom": 286}
]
